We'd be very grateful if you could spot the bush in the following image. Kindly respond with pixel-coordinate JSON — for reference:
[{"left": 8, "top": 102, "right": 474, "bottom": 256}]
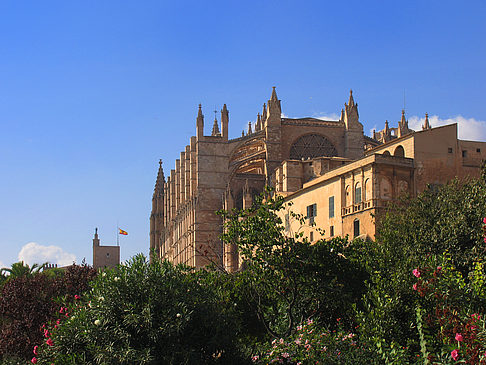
[
  {"left": 34, "top": 255, "right": 248, "bottom": 364},
  {"left": 0, "top": 264, "right": 96, "bottom": 361}
]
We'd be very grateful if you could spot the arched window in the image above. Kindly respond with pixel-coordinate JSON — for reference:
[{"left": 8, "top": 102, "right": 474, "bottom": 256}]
[
  {"left": 394, "top": 145, "right": 405, "bottom": 157},
  {"left": 364, "top": 178, "right": 371, "bottom": 201},
  {"left": 345, "top": 185, "right": 351, "bottom": 206},
  {"left": 383, "top": 151, "right": 391, "bottom": 156},
  {"left": 381, "top": 177, "right": 392, "bottom": 200},
  {"left": 289, "top": 134, "right": 337, "bottom": 160},
  {"left": 353, "top": 219, "right": 360, "bottom": 237},
  {"left": 355, "top": 182, "right": 362, "bottom": 204}
]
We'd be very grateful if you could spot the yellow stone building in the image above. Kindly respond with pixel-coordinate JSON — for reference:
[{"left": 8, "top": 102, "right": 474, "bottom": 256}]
[{"left": 150, "top": 88, "right": 486, "bottom": 272}]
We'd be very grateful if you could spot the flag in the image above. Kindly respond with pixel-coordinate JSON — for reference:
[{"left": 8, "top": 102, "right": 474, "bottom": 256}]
[{"left": 119, "top": 228, "right": 128, "bottom": 235}]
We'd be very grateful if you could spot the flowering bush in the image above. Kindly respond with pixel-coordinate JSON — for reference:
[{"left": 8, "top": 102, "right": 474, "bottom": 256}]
[
  {"left": 253, "top": 319, "right": 381, "bottom": 364},
  {"left": 0, "top": 263, "right": 96, "bottom": 362},
  {"left": 413, "top": 253, "right": 486, "bottom": 364},
  {"left": 32, "top": 255, "right": 247, "bottom": 364}
]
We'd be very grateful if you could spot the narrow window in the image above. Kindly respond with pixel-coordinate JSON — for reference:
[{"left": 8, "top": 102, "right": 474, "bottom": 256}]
[
  {"left": 330, "top": 225, "right": 334, "bottom": 237},
  {"left": 477, "top": 148, "right": 481, "bottom": 153},
  {"left": 355, "top": 183, "right": 362, "bottom": 204},
  {"left": 329, "top": 196, "right": 335, "bottom": 218},
  {"left": 462, "top": 150, "right": 467, "bottom": 158},
  {"left": 310, "top": 231, "right": 314, "bottom": 242},
  {"left": 306, "top": 204, "right": 317, "bottom": 218},
  {"left": 353, "top": 219, "right": 360, "bottom": 238},
  {"left": 284, "top": 213, "right": 290, "bottom": 231},
  {"left": 448, "top": 147, "right": 453, "bottom": 153}
]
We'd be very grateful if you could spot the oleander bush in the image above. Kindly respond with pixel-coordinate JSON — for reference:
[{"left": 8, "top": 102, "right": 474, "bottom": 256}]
[
  {"left": 0, "top": 263, "right": 96, "bottom": 362},
  {"left": 33, "top": 255, "right": 248, "bottom": 365}
]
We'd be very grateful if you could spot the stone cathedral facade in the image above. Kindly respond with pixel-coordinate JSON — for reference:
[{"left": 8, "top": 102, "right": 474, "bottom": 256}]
[{"left": 150, "top": 88, "right": 486, "bottom": 271}]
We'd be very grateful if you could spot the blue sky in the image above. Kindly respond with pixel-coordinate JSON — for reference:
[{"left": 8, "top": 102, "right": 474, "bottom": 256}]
[{"left": 1, "top": 0, "right": 485, "bottom": 268}]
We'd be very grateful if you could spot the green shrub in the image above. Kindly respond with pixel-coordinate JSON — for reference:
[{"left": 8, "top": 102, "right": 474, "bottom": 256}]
[{"left": 34, "top": 255, "right": 248, "bottom": 365}]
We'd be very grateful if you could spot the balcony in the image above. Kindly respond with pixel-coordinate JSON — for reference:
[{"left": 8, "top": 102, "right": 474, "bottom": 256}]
[{"left": 341, "top": 199, "right": 378, "bottom": 217}]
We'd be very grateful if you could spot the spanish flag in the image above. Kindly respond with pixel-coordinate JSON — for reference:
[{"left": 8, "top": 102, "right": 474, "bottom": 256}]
[{"left": 119, "top": 228, "right": 128, "bottom": 235}]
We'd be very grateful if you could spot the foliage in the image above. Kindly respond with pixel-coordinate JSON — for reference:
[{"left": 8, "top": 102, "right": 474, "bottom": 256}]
[
  {"left": 411, "top": 254, "right": 486, "bottom": 364},
  {"left": 0, "top": 262, "right": 46, "bottom": 282},
  {"left": 219, "top": 190, "right": 367, "bottom": 339},
  {"left": 356, "top": 174, "right": 486, "bottom": 352},
  {"left": 253, "top": 318, "right": 393, "bottom": 365},
  {"left": 34, "top": 255, "right": 248, "bottom": 365},
  {"left": 0, "top": 263, "right": 96, "bottom": 361}
]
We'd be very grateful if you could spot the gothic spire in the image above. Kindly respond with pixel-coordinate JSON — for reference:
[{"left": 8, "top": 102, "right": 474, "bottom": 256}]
[
  {"left": 154, "top": 159, "right": 165, "bottom": 193},
  {"left": 422, "top": 112, "right": 431, "bottom": 130},
  {"left": 211, "top": 117, "right": 220, "bottom": 136},
  {"left": 256, "top": 113, "right": 261, "bottom": 131},
  {"left": 400, "top": 109, "right": 406, "bottom": 126},
  {"left": 270, "top": 86, "right": 278, "bottom": 102},
  {"left": 348, "top": 89, "right": 355, "bottom": 106},
  {"left": 196, "top": 104, "right": 204, "bottom": 138},
  {"left": 197, "top": 104, "right": 203, "bottom": 120},
  {"left": 247, "top": 121, "right": 252, "bottom": 134}
]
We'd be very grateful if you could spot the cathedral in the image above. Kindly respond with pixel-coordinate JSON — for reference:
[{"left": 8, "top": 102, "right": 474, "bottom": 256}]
[{"left": 150, "top": 88, "right": 486, "bottom": 272}]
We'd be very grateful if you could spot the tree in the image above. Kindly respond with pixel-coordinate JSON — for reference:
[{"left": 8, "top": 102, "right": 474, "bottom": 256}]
[
  {"left": 220, "top": 189, "right": 367, "bottom": 338},
  {"left": 1, "top": 262, "right": 46, "bottom": 281},
  {"left": 356, "top": 173, "right": 486, "bottom": 354}
]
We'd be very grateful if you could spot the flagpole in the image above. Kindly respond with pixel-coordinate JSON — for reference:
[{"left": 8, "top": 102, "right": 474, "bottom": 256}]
[{"left": 117, "top": 221, "right": 119, "bottom": 247}]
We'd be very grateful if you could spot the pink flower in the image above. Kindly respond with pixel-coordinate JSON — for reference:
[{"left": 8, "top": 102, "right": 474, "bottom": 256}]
[
  {"left": 31, "top": 357, "right": 37, "bottom": 364},
  {"left": 413, "top": 269, "right": 421, "bottom": 278},
  {"left": 482, "top": 217, "right": 486, "bottom": 224},
  {"left": 436, "top": 266, "right": 442, "bottom": 272},
  {"left": 307, "top": 318, "right": 313, "bottom": 325},
  {"left": 279, "top": 338, "right": 284, "bottom": 344},
  {"left": 43, "top": 329, "right": 50, "bottom": 338},
  {"left": 251, "top": 355, "right": 259, "bottom": 362},
  {"left": 455, "top": 333, "right": 463, "bottom": 342},
  {"left": 412, "top": 283, "right": 418, "bottom": 291},
  {"left": 282, "top": 352, "right": 290, "bottom": 358},
  {"left": 451, "top": 349, "right": 459, "bottom": 361},
  {"left": 46, "top": 338, "right": 54, "bottom": 346},
  {"left": 33, "top": 346, "right": 38, "bottom": 355},
  {"left": 74, "top": 294, "right": 81, "bottom": 300},
  {"left": 56, "top": 319, "right": 60, "bottom": 325},
  {"left": 295, "top": 338, "right": 302, "bottom": 345}
]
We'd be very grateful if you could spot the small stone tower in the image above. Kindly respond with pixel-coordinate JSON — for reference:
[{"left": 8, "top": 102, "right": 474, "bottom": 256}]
[
  {"left": 150, "top": 159, "right": 165, "bottom": 258},
  {"left": 92, "top": 228, "right": 120, "bottom": 269},
  {"left": 343, "top": 90, "right": 364, "bottom": 159}
]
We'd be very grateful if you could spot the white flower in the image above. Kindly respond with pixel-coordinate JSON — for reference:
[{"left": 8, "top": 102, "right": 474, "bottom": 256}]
[
  {"left": 94, "top": 319, "right": 101, "bottom": 326},
  {"left": 114, "top": 277, "right": 120, "bottom": 282},
  {"left": 176, "top": 313, "right": 181, "bottom": 318},
  {"left": 99, "top": 296, "right": 105, "bottom": 301}
]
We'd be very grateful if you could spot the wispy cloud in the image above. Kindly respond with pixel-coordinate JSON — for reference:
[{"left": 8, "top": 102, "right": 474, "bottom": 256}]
[
  {"left": 313, "top": 112, "right": 340, "bottom": 121},
  {"left": 408, "top": 115, "right": 486, "bottom": 141},
  {"left": 18, "top": 242, "right": 76, "bottom": 267}
]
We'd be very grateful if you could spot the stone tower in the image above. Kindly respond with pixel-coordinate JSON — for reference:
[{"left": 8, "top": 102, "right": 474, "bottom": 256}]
[
  {"left": 92, "top": 228, "right": 120, "bottom": 269},
  {"left": 150, "top": 159, "right": 165, "bottom": 258}
]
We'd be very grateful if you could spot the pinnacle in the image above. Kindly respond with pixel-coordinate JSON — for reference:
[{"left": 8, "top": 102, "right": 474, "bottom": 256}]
[
  {"left": 270, "top": 86, "right": 278, "bottom": 102},
  {"left": 348, "top": 89, "right": 354, "bottom": 106},
  {"left": 211, "top": 117, "right": 220, "bottom": 136}
]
